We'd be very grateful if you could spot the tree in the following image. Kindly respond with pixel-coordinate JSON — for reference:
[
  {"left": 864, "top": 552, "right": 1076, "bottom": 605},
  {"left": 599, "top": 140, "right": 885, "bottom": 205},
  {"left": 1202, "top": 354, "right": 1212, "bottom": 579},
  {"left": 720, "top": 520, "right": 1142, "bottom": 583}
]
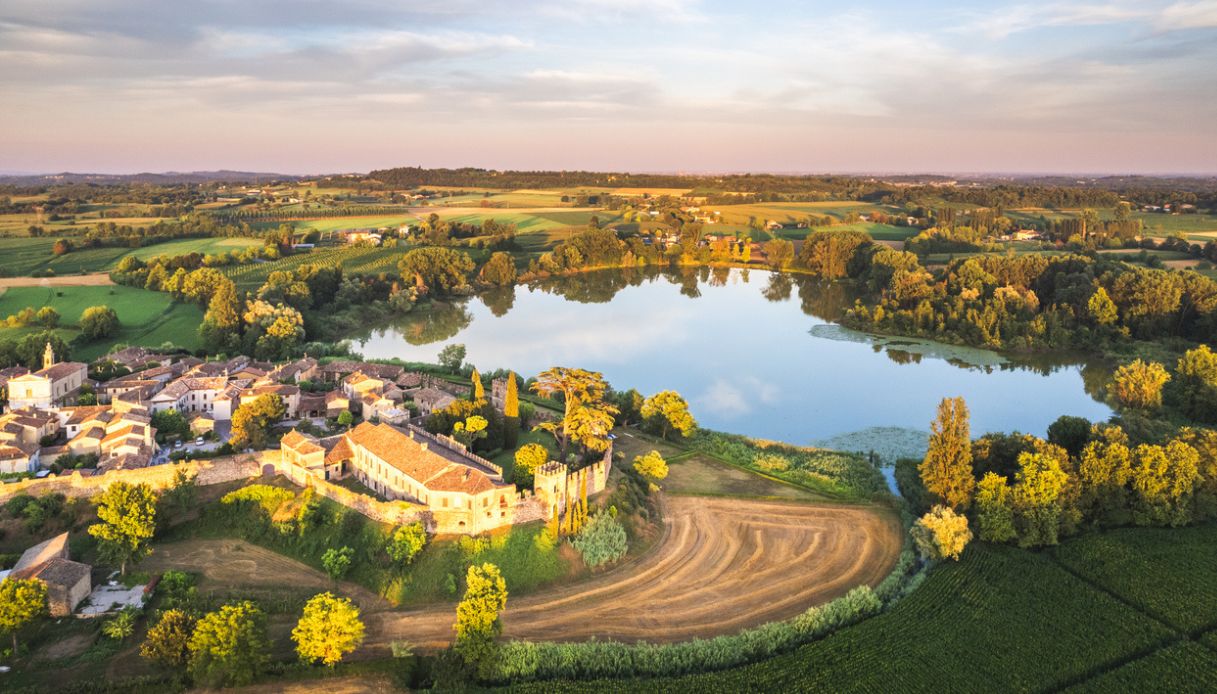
[
  {"left": 0, "top": 577, "right": 46, "bottom": 653},
  {"left": 1046, "top": 415, "right": 1091, "bottom": 458},
  {"left": 1174, "top": 345, "right": 1217, "bottom": 422},
  {"left": 322, "top": 546, "right": 354, "bottom": 581},
  {"left": 164, "top": 467, "right": 198, "bottom": 516},
  {"left": 640, "top": 390, "right": 697, "bottom": 440},
  {"left": 80, "top": 305, "right": 120, "bottom": 340},
  {"left": 1076, "top": 426, "right": 1132, "bottom": 524},
  {"left": 398, "top": 246, "right": 475, "bottom": 295},
  {"left": 974, "top": 472, "right": 1016, "bottom": 542},
  {"left": 1130, "top": 440, "right": 1200, "bottom": 526},
  {"left": 479, "top": 252, "right": 517, "bottom": 286},
  {"left": 1088, "top": 286, "right": 1118, "bottom": 326},
  {"left": 454, "top": 563, "right": 508, "bottom": 676},
  {"left": 89, "top": 481, "right": 157, "bottom": 575},
  {"left": 337, "top": 410, "right": 354, "bottom": 428},
  {"left": 470, "top": 367, "right": 485, "bottom": 401},
  {"left": 531, "top": 367, "right": 619, "bottom": 457},
  {"left": 452, "top": 415, "right": 488, "bottom": 448},
  {"left": 52, "top": 238, "right": 72, "bottom": 255},
  {"left": 34, "top": 306, "right": 59, "bottom": 328},
  {"left": 141, "top": 609, "right": 196, "bottom": 668},
  {"left": 229, "top": 394, "right": 286, "bottom": 450},
  {"left": 504, "top": 372, "right": 519, "bottom": 418},
  {"left": 387, "top": 522, "right": 428, "bottom": 565},
  {"left": 1012, "top": 451, "right": 1069, "bottom": 548},
  {"left": 1108, "top": 359, "right": 1170, "bottom": 410},
  {"left": 763, "top": 238, "right": 795, "bottom": 269},
  {"left": 911, "top": 505, "right": 972, "bottom": 560},
  {"left": 151, "top": 408, "right": 190, "bottom": 442},
  {"left": 242, "top": 300, "right": 305, "bottom": 360},
  {"left": 188, "top": 601, "right": 271, "bottom": 688},
  {"left": 200, "top": 279, "right": 242, "bottom": 352},
  {"left": 513, "top": 443, "right": 549, "bottom": 486},
  {"left": 438, "top": 343, "right": 466, "bottom": 372},
  {"left": 292, "top": 593, "right": 365, "bottom": 667},
  {"left": 632, "top": 450, "right": 669, "bottom": 482},
  {"left": 919, "top": 397, "right": 975, "bottom": 510}
]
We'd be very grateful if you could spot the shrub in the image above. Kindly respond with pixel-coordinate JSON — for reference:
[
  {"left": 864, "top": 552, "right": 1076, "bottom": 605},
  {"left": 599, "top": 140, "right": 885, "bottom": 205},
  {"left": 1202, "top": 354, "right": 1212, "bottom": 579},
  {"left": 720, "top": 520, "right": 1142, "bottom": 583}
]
[
  {"left": 570, "top": 512, "right": 627, "bottom": 568},
  {"left": 221, "top": 485, "right": 295, "bottom": 517}
]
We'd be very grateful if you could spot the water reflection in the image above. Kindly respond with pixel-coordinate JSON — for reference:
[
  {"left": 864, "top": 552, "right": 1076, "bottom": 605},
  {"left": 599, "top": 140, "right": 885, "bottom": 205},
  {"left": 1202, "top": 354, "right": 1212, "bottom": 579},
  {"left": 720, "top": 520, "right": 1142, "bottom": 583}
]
[{"left": 352, "top": 269, "right": 1113, "bottom": 443}]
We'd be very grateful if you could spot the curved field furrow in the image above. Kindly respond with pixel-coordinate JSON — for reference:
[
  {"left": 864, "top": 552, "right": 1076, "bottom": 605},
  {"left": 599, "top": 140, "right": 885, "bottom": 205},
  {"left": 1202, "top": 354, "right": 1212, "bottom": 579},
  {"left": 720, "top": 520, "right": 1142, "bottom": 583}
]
[{"left": 363, "top": 496, "right": 900, "bottom": 649}]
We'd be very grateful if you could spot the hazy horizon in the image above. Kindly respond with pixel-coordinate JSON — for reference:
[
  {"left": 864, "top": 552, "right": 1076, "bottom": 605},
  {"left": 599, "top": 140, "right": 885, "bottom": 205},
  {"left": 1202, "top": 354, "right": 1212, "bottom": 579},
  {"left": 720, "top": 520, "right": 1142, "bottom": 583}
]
[{"left": 3, "top": 0, "right": 1216, "bottom": 175}]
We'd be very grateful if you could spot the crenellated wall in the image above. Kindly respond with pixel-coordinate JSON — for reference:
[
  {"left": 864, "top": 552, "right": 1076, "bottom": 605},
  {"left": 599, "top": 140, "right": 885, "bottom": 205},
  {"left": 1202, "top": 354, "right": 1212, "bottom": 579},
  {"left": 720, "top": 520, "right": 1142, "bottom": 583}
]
[{"left": 0, "top": 455, "right": 262, "bottom": 502}]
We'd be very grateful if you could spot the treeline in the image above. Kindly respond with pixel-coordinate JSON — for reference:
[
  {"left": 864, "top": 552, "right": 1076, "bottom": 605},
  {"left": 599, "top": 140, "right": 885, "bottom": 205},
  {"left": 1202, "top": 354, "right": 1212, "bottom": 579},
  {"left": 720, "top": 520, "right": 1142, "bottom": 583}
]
[
  {"left": 905, "top": 399, "right": 1217, "bottom": 556},
  {"left": 37, "top": 216, "right": 259, "bottom": 252},
  {"left": 206, "top": 205, "right": 408, "bottom": 223},
  {"left": 781, "top": 230, "right": 1217, "bottom": 350},
  {"left": 111, "top": 250, "right": 403, "bottom": 359}
]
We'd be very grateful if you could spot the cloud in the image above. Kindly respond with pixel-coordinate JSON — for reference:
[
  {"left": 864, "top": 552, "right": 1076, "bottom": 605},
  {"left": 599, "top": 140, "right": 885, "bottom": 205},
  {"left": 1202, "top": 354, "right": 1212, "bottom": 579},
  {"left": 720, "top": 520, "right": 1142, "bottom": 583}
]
[{"left": 1157, "top": 1, "right": 1217, "bottom": 30}]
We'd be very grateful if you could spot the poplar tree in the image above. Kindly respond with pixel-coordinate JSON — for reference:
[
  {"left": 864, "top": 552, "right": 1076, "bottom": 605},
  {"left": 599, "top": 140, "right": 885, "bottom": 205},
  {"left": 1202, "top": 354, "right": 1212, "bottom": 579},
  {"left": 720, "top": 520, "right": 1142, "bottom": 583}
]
[{"left": 919, "top": 397, "right": 975, "bottom": 510}]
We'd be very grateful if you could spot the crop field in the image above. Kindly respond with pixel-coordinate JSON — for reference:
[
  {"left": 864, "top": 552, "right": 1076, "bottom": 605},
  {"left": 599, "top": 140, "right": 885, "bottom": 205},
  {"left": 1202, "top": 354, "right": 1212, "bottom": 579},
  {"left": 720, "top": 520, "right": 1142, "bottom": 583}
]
[
  {"left": 1063, "top": 641, "right": 1217, "bottom": 693},
  {"left": 514, "top": 524, "right": 1217, "bottom": 692},
  {"left": 0, "top": 238, "right": 130, "bottom": 277},
  {"left": 364, "top": 497, "right": 901, "bottom": 649},
  {"left": 771, "top": 222, "right": 916, "bottom": 242},
  {"left": 263, "top": 214, "right": 415, "bottom": 234},
  {"left": 218, "top": 246, "right": 425, "bottom": 287},
  {"left": 1051, "top": 524, "right": 1217, "bottom": 632},
  {"left": 0, "top": 284, "right": 204, "bottom": 356},
  {"left": 711, "top": 201, "right": 898, "bottom": 227},
  {"left": 124, "top": 236, "right": 265, "bottom": 260},
  {"left": 664, "top": 451, "right": 826, "bottom": 501},
  {"left": 0, "top": 211, "right": 163, "bottom": 237}
]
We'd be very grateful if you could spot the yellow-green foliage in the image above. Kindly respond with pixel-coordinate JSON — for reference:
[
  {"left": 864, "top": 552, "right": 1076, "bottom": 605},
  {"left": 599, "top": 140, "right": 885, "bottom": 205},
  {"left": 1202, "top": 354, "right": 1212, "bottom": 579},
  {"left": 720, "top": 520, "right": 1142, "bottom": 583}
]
[
  {"left": 221, "top": 484, "right": 295, "bottom": 517},
  {"left": 89, "top": 481, "right": 158, "bottom": 575},
  {"left": 292, "top": 592, "right": 365, "bottom": 667},
  {"left": 632, "top": 450, "right": 669, "bottom": 481},
  {"left": 912, "top": 505, "right": 973, "bottom": 561},
  {"left": 455, "top": 562, "right": 509, "bottom": 674},
  {"left": 1108, "top": 359, "right": 1170, "bottom": 410}
]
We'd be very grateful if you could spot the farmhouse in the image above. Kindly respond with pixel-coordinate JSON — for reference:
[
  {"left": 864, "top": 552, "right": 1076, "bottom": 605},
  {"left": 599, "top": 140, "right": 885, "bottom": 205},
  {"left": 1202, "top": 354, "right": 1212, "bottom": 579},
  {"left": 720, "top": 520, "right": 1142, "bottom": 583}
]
[
  {"left": 6, "top": 344, "right": 88, "bottom": 410},
  {"left": 5, "top": 532, "right": 92, "bottom": 617}
]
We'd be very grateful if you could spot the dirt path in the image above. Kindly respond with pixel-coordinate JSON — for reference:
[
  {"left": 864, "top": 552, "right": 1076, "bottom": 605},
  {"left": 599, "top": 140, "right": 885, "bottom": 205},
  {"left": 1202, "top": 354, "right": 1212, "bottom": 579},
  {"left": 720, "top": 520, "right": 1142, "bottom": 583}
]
[
  {"left": 363, "top": 496, "right": 901, "bottom": 650},
  {"left": 0, "top": 273, "right": 113, "bottom": 287},
  {"left": 142, "top": 538, "right": 390, "bottom": 611}
]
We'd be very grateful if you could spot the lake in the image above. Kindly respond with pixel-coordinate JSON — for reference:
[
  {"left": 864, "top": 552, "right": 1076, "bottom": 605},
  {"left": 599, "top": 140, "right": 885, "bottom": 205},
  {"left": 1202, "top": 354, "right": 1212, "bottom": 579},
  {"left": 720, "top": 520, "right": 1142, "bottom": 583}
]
[{"left": 354, "top": 267, "right": 1113, "bottom": 455}]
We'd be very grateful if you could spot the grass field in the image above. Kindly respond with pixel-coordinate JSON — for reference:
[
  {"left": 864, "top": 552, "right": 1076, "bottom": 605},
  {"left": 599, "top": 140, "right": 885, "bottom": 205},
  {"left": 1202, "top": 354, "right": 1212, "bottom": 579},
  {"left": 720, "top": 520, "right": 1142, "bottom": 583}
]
[
  {"left": 123, "top": 236, "right": 265, "bottom": 260},
  {"left": 507, "top": 524, "right": 1217, "bottom": 692},
  {"left": 0, "top": 284, "right": 204, "bottom": 357}
]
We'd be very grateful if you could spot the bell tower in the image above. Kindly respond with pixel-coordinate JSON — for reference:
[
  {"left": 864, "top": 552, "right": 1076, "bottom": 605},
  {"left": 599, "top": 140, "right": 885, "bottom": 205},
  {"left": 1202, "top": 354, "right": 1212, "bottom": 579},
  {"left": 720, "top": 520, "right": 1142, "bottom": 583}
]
[{"left": 43, "top": 341, "right": 55, "bottom": 370}]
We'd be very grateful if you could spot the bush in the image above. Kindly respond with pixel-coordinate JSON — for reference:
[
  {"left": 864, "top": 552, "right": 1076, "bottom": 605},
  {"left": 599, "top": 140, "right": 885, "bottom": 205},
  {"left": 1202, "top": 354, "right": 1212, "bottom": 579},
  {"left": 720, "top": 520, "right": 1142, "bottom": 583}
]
[
  {"left": 491, "top": 586, "right": 883, "bottom": 682},
  {"left": 570, "top": 512, "right": 627, "bottom": 568},
  {"left": 221, "top": 485, "right": 295, "bottom": 516}
]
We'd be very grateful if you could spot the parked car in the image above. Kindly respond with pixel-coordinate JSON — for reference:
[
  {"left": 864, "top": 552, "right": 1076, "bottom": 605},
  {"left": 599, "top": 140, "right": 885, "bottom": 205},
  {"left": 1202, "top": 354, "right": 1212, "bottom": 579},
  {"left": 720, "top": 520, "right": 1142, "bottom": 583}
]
[
  {"left": 174, "top": 440, "right": 183, "bottom": 449},
  {"left": 195, "top": 437, "right": 205, "bottom": 446}
]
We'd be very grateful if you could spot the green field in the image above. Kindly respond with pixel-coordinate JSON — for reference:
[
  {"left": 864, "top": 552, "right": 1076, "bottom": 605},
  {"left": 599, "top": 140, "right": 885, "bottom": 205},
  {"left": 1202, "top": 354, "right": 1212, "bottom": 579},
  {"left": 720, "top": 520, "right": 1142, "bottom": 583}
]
[
  {"left": 219, "top": 246, "right": 415, "bottom": 287},
  {"left": 711, "top": 201, "right": 899, "bottom": 227},
  {"left": 507, "top": 524, "right": 1217, "bottom": 692},
  {"left": 123, "top": 236, "right": 265, "bottom": 260},
  {"left": 0, "top": 238, "right": 130, "bottom": 276},
  {"left": 0, "top": 285, "right": 204, "bottom": 357}
]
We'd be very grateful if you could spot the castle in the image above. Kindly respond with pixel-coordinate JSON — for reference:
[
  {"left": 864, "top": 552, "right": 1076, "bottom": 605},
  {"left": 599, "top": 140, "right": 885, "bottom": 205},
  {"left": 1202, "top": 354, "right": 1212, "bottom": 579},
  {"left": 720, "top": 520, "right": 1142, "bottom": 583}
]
[{"left": 280, "top": 420, "right": 611, "bottom": 535}]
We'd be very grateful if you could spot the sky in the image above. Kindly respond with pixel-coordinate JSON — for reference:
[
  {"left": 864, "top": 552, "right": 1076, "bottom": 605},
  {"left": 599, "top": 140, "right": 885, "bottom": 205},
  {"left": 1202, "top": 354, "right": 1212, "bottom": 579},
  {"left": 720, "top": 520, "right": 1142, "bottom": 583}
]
[{"left": 1, "top": 0, "right": 1216, "bottom": 175}]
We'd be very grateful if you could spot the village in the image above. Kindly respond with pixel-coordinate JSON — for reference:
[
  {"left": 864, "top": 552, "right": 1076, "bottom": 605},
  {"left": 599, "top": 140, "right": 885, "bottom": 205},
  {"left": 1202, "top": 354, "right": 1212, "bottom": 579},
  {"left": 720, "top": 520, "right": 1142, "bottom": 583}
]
[{"left": 0, "top": 343, "right": 612, "bottom": 622}]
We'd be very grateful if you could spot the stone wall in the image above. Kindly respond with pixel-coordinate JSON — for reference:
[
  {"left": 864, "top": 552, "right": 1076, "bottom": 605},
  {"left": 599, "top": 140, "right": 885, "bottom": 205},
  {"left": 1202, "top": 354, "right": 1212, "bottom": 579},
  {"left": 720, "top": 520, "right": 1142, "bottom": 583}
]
[
  {"left": 265, "top": 449, "right": 428, "bottom": 527},
  {"left": 0, "top": 455, "right": 262, "bottom": 502}
]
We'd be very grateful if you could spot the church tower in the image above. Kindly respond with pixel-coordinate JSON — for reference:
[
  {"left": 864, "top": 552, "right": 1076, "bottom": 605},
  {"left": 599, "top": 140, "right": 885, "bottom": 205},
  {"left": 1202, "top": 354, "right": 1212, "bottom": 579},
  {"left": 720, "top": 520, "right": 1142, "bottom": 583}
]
[{"left": 43, "top": 341, "right": 55, "bottom": 370}]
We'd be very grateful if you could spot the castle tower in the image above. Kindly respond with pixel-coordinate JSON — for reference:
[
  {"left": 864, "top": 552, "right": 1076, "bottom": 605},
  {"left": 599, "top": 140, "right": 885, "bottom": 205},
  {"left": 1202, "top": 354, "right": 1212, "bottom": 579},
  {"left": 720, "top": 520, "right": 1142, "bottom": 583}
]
[{"left": 43, "top": 341, "right": 55, "bottom": 370}]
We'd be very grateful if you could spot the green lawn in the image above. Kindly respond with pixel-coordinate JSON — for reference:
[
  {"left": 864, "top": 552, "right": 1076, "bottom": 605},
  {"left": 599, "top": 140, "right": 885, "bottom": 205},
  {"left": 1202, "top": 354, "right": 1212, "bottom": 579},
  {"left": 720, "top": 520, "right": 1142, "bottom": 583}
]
[{"left": 0, "top": 284, "right": 204, "bottom": 357}]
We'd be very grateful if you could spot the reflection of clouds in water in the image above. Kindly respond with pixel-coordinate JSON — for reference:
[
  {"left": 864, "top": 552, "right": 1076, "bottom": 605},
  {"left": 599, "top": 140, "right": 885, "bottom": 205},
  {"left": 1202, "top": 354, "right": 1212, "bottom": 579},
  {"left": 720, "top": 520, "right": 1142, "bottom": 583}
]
[
  {"left": 463, "top": 304, "right": 693, "bottom": 369},
  {"left": 697, "top": 377, "right": 780, "bottom": 417}
]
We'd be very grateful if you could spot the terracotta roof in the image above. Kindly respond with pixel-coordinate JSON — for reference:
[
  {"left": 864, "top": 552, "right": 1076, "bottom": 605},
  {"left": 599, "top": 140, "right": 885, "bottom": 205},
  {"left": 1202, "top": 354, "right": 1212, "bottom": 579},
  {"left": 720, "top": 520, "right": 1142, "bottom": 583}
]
[
  {"left": 345, "top": 422, "right": 504, "bottom": 496},
  {"left": 324, "top": 436, "right": 353, "bottom": 465},
  {"left": 0, "top": 444, "right": 34, "bottom": 461},
  {"left": 281, "top": 430, "right": 324, "bottom": 455},
  {"left": 35, "top": 362, "right": 87, "bottom": 381},
  {"left": 61, "top": 406, "right": 110, "bottom": 426}
]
